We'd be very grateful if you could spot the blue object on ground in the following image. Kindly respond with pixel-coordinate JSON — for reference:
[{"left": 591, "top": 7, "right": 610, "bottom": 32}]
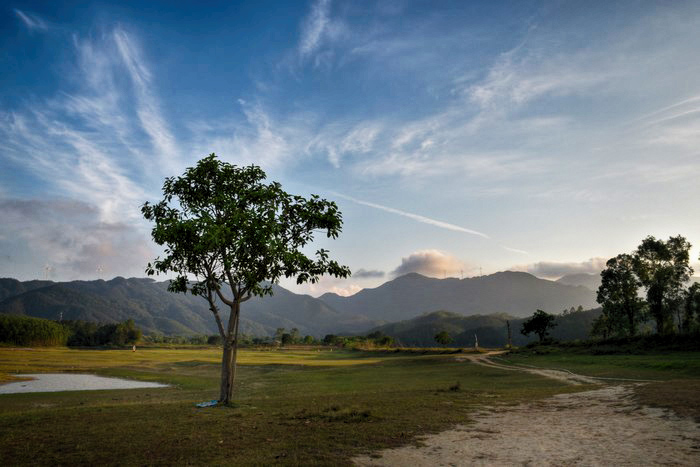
[{"left": 196, "top": 399, "right": 218, "bottom": 408}]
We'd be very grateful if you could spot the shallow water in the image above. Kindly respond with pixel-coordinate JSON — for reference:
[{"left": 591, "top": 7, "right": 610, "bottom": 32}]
[{"left": 0, "top": 373, "right": 169, "bottom": 394}]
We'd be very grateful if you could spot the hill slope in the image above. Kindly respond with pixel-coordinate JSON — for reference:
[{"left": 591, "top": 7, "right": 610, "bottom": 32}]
[
  {"left": 371, "top": 308, "right": 602, "bottom": 347},
  {"left": 0, "top": 277, "right": 374, "bottom": 337},
  {"left": 321, "top": 272, "right": 597, "bottom": 322}
]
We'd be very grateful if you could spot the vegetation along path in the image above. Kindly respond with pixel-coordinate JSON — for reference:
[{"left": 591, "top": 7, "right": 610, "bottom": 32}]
[{"left": 354, "top": 353, "right": 700, "bottom": 466}]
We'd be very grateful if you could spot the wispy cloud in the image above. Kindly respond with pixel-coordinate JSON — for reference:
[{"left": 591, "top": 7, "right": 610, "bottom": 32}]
[
  {"left": 113, "top": 28, "right": 180, "bottom": 173},
  {"left": 0, "top": 27, "right": 179, "bottom": 224},
  {"left": 190, "top": 100, "right": 314, "bottom": 170},
  {"left": 297, "top": 0, "right": 346, "bottom": 66},
  {"left": 299, "top": 0, "right": 331, "bottom": 57},
  {"left": 332, "top": 192, "right": 489, "bottom": 238},
  {"left": 14, "top": 9, "right": 48, "bottom": 31}
]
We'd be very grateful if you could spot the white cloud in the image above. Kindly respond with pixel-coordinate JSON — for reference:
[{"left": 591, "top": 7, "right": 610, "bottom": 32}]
[
  {"left": 392, "top": 250, "right": 465, "bottom": 278},
  {"left": 14, "top": 9, "right": 48, "bottom": 31},
  {"left": 326, "top": 284, "right": 363, "bottom": 297},
  {"left": 0, "top": 198, "right": 154, "bottom": 281}
]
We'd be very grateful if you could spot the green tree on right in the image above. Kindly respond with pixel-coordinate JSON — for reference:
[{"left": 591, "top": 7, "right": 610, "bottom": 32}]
[{"left": 594, "top": 234, "right": 698, "bottom": 336}]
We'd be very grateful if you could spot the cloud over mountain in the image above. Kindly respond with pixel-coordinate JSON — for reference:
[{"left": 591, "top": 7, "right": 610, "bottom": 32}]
[
  {"left": 354, "top": 268, "right": 385, "bottom": 278},
  {"left": 0, "top": 198, "right": 153, "bottom": 281},
  {"left": 512, "top": 257, "right": 608, "bottom": 279},
  {"left": 392, "top": 250, "right": 464, "bottom": 278}
]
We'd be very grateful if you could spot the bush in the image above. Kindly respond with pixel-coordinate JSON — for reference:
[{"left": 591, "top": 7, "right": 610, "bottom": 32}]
[{"left": 207, "top": 334, "right": 223, "bottom": 345}]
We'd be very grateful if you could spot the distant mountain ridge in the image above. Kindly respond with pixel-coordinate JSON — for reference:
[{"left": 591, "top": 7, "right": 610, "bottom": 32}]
[
  {"left": 0, "top": 277, "right": 373, "bottom": 337},
  {"left": 0, "top": 271, "right": 598, "bottom": 337},
  {"left": 320, "top": 271, "right": 597, "bottom": 322}
]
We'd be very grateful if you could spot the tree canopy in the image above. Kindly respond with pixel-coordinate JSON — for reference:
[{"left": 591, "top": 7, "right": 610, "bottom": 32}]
[
  {"left": 434, "top": 330, "right": 452, "bottom": 346},
  {"left": 595, "top": 235, "right": 696, "bottom": 337},
  {"left": 142, "top": 154, "right": 350, "bottom": 403},
  {"left": 520, "top": 309, "right": 557, "bottom": 342},
  {"left": 596, "top": 254, "right": 645, "bottom": 337}
]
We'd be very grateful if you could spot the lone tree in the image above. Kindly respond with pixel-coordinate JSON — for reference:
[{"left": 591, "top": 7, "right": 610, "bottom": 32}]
[
  {"left": 520, "top": 309, "right": 557, "bottom": 343},
  {"left": 434, "top": 331, "right": 452, "bottom": 346},
  {"left": 142, "top": 154, "right": 350, "bottom": 404}
]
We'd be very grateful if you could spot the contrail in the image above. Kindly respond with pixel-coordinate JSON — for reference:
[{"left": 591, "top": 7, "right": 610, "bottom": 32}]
[
  {"left": 502, "top": 246, "right": 529, "bottom": 255},
  {"left": 332, "top": 192, "right": 490, "bottom": 239}
]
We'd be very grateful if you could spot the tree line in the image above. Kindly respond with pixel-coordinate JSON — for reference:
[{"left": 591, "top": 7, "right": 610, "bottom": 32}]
[
  {"left": 594, "top": 235, "right": 700, "bottom": 337},
  {"left": 0, "top": 315, "right": 141, "bottom": 347}
]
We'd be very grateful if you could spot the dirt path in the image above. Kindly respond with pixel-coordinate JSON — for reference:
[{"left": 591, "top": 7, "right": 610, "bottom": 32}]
[
  {"left": 354, "top": 354, "right": 700, "bottom": 466},
  {"left": 456, "top": 351, "right": 601, "bottom": 385}
]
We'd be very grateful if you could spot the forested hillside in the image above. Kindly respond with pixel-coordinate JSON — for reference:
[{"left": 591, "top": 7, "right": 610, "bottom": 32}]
[{"left": 370, "top": 308, "right": 602, "bottom": 347}]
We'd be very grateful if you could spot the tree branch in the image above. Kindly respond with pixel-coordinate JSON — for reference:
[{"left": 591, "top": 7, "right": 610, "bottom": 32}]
[{"left": 206, "top": 288, "right": 227, "bottom": 338}]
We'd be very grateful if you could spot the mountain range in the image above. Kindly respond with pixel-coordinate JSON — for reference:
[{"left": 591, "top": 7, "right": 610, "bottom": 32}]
[
  {"left": 320, "top": 271, "right": 597, "bottom": 322},
  {"left": 0, "top": 271, "right": 599, "bottom": 337}
]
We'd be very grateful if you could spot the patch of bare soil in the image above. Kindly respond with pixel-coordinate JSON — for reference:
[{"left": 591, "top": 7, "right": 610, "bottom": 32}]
[{"left": 354, "top": 358, "right": 700, "bottom": 466}]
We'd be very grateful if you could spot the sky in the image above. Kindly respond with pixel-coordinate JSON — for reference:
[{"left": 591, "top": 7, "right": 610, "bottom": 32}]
[{"left": 1, "top": 0, "right": 700, "bottom": 296}]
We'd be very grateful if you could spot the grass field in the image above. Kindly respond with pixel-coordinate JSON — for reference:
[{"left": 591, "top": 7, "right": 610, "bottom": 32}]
[
  {"left": 0, "top": 346, "right": 584, "bottom": 465},
  {"left": 0, "top": 346, "right": 697, "bottom": 465},
  {"left": 500, "top": 350, "right": 700, "bottom": 380}
]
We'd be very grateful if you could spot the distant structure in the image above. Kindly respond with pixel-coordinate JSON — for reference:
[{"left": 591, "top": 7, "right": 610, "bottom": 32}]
[
  {"left": 43, "top": 264, "right": 53, "bottom": 280},
  {"left": 96, "top": 265, "right": 104, "bottom": 279},
  {"left": 474, "top": 333, "right": 479, "bottom": 351},
  {"left": 506, "top": 320, "right": 512, "bottom": 348}
]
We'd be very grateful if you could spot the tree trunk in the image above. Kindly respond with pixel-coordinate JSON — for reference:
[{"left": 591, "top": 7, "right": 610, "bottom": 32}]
[
  {"left": 219, "top": 300, "right": 241, "bottom": 405},
  {"left": 219, "top": 342, "right": 235, "bottom": 404}
]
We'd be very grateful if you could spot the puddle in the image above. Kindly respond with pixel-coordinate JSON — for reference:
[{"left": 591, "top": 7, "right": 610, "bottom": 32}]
[{"left": 0, "top": 374, "right": 170, "bottom": 394}]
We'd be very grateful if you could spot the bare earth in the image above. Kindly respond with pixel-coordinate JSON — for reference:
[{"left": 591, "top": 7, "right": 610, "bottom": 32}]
[{"left": 354, "top": 354, "right": 700, "bottom": 466}]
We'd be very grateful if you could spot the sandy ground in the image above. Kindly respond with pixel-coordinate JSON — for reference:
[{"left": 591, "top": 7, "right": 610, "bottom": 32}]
[
  {"left": 354, "top": 354, "right": 700, "bottom": 466},
  {"left": 0, "top": 373, "right": 169, "bottom": 394}
]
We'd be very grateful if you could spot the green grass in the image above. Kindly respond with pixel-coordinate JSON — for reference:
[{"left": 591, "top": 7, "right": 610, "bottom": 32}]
[
  {"left": 0, "top": 347, "right": 584, "bottom": 465},
  {"left": 500, "top": 350, "right": 700, "bottom": 380}
]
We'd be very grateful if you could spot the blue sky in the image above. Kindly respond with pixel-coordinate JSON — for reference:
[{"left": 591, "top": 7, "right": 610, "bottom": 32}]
[{"left": 2, "top": 0, "right": 700, "bottom": 296}]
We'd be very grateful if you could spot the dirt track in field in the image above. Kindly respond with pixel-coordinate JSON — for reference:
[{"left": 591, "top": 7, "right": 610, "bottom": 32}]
[{"left": 354, "top": 353, "right": 700, "bottom": 466}]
